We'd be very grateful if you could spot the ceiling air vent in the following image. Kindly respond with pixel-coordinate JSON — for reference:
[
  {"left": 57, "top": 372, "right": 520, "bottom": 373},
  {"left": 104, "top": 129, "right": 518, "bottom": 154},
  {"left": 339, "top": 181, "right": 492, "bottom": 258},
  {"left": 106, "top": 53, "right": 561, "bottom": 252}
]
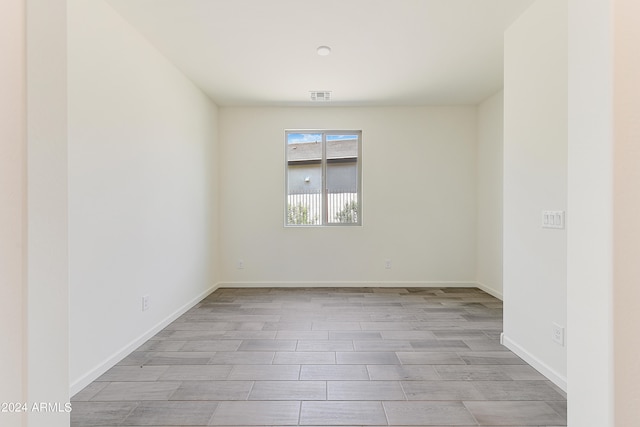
[{"left": 310, "top": 91, "right": 332, "bottom": 102}]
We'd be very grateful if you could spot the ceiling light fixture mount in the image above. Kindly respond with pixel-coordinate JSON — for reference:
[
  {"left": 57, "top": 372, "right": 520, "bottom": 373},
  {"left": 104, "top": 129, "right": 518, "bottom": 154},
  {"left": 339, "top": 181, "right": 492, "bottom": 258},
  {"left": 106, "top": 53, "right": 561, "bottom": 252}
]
[{"left": 316, "top": 45, "right": 332, "bottom": 56}]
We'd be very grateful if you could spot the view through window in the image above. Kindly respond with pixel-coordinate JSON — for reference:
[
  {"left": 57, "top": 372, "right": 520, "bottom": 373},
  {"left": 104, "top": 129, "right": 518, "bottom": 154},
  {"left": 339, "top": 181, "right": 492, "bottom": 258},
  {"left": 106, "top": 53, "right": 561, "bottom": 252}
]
[{"left": 285, "top": 130, "right": 362, "bottom": 226}]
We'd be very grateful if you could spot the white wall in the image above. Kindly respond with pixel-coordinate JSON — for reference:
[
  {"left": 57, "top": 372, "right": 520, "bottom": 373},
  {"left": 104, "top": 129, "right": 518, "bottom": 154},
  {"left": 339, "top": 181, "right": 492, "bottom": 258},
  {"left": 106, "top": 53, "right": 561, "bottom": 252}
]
[
  {"left": 568, "top": 0, "right": 640, "bottom": 424},
  {"left": 566, "top": 1, "right": 615, "bottom": 424},
  {"left": 219, "top": 107, "right": 477, "bottom": 286},
  {"left": 26, "top": 0, "right": 70, "bottom": 426},
  {"left": 476, "top": 91, "right": 504, "bottom": 299},
  {"left": 0, "top": 1, "right": 26, "bottom": 426},
  {"left": 503, "top": 0, "right": 568, "bottom": 390},
  {"left": 68, "top": 0, "right": 219, "bottom": 394},
  {"left": 612, "top": 0, "right": 640, "bottom": 423}
]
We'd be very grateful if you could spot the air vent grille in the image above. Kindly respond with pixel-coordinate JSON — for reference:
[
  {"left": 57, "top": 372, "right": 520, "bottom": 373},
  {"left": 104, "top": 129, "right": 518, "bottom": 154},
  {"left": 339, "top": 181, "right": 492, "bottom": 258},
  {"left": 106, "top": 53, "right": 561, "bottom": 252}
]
[{"left": 310, "top": 91, "right": 332, "bottom": 102}]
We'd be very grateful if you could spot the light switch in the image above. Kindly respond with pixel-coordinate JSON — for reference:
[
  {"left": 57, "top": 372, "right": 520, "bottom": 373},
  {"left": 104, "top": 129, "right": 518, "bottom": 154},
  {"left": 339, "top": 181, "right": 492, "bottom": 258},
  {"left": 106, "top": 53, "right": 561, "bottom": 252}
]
[{"left": 542, "top": 210, "right": 565, "bottom": 229}]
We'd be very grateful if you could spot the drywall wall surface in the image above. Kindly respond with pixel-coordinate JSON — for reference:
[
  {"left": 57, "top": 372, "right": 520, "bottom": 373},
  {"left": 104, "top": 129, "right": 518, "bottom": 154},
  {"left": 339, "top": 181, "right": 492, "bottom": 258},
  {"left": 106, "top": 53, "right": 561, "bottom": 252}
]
[
  {"left": 68, "top": 0, "right": 219, "bottom": 392},
  {"left": 567, "top": 0, "right": 615, "bottom": 424},
  {"left": 26, "top": 0, "right": 70, "bottom": 425},
  {"left": 218, "top": 106, "right": 477, "bottom": 285},
  {"left": 0, "top": 1, "right": 26, "bottom": 425},
  {"left": 503, "top": 0, "right": 568, "bottom": 389},
  {"left": 612, "top": 0, "right": 640, "bottom": 423},
  {"left": 476, "top": 91, "right": 504, "bottom": 299}
]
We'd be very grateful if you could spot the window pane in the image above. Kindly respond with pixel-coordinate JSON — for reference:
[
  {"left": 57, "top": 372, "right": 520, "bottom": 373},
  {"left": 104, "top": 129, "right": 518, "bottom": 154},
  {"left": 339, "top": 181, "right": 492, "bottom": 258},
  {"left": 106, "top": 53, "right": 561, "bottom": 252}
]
[
  {"left": 286, "top": 133, "right": 322, "bottom": 225},
  {"left": 326, "top": 135, "right": 359, "bottom": 224}
]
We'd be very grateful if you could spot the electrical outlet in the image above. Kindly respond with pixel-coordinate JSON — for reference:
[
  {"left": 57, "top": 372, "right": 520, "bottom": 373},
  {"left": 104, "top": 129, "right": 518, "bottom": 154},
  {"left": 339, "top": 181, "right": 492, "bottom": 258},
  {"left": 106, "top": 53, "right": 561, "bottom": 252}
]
[
  {"left": 142, "top": 295, "right": 150, "bottom": 312},
  {"left": 552, "top": 323, "right": 565, "bottom": 346},
  {"left": 237, "top": 259, "right": 244, "bottom": 270},
  {"left": 384, "top": 259, "right": 392, "bottom": 269}
]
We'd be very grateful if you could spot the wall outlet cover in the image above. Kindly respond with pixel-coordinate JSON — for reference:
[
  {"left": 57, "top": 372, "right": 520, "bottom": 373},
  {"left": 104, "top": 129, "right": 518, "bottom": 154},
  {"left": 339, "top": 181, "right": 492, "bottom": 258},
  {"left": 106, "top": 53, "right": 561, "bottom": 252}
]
[
  {"left": 552, "top": 323, "right": 565, "bottom": 346},
  {"left": 142, "top": 295, "right": 150, "bottom": 312}
]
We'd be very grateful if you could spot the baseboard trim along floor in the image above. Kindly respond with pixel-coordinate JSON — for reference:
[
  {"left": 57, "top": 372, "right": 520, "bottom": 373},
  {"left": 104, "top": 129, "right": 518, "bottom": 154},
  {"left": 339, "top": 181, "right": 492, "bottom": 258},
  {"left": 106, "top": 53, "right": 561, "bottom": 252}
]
[{"left": 70, "top": 283, "right": 220, "bottom": 396}]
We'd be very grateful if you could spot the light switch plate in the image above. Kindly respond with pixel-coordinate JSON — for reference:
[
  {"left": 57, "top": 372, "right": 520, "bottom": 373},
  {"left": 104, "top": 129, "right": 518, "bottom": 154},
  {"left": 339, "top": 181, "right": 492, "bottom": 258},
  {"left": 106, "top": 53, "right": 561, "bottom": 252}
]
[{"left": 542, "top": 211, "right": 565, "bottom": 229}]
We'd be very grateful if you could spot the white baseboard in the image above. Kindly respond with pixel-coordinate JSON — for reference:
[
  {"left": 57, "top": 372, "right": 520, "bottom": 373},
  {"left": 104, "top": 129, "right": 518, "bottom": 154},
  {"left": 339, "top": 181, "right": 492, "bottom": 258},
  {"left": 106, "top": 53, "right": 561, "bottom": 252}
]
[
  {"left": 502, "top": 333, "right": 568, "bottom": 392},
  {"left": 475, "top": 281, "right": 503, "bottom": 300},
  {"left": 217, "top": 281, "right": 479, "bottom": 288},
  {"left": 70, "top": 283, "right": 220, "bottom": 397}
]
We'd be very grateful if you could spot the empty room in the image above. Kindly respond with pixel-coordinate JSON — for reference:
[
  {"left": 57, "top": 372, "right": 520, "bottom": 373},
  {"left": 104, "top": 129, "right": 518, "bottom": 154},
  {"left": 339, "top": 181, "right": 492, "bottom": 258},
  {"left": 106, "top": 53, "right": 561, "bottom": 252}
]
[{"left": 2, "top": 0, "right": 639, "bottom": 426}]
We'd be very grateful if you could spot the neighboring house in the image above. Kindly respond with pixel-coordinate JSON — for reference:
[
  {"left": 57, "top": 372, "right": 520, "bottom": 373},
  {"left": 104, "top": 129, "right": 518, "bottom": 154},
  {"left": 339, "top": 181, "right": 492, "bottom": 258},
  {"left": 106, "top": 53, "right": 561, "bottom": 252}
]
[
  {"left": 287, "top": 139, "right": 359, "bottom": 224},
  {"left": 286, "top": 139, "right": 358, "bottom": 194}
]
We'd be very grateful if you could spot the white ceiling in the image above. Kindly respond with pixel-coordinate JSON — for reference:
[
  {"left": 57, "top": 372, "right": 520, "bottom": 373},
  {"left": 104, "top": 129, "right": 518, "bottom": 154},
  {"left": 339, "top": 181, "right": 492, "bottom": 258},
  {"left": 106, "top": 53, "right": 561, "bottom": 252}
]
[{"left": 104, "top": 0, "right": 535, "bottom": 106}]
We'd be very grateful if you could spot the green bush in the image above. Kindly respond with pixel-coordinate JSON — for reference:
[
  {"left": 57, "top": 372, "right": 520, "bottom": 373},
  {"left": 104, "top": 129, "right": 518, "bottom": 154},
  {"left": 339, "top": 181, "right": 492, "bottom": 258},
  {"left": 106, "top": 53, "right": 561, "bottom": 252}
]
[
  {"left": 287, "top": 203, "right": 317, "bottom": 225},
  {"left": 335, "top": 200, "right": 358, "bottom": 223}
]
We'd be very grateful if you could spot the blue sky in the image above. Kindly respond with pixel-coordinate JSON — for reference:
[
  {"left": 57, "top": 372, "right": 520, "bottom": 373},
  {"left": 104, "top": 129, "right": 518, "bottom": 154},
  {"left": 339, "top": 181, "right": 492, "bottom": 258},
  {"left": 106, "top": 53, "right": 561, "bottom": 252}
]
[{"left": 287, "top": 133, "right": 358, "bottom": 144}]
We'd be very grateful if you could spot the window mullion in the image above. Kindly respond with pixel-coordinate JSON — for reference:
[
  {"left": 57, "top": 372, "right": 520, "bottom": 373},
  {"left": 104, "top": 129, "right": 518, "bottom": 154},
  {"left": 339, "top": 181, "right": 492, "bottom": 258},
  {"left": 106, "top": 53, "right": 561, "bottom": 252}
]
[{"left": 321, "top": 133, "right": 328, "bottom": 225}]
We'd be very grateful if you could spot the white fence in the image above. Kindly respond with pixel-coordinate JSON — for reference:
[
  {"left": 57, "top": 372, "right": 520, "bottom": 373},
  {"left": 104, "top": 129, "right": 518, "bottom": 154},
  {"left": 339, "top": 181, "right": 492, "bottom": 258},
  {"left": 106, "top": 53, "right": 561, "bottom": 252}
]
[{"left": 287, "top": 190, "right": 358, "bottom": 225}]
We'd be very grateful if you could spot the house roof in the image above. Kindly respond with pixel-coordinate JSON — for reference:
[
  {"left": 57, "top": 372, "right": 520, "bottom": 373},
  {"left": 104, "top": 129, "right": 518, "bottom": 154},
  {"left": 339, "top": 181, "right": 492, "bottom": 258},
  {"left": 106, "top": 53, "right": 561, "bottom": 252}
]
[{"left": 288, "top": 140, "right": 358, "bottom": 162}]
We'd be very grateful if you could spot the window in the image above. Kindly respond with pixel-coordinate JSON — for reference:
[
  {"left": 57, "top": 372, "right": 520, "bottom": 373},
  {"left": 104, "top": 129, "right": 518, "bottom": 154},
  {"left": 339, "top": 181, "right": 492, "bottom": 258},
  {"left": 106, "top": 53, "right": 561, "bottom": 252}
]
[{"left": 285, "top": 130, "right": 362, "bottom": 226}]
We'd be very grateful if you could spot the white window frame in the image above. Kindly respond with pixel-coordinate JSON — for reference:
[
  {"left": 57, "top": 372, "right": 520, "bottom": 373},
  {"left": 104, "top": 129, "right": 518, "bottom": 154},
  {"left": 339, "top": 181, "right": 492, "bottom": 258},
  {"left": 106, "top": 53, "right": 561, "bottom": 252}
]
[{"left": 285, "top": 130, "right": 362, "bottom": 227}]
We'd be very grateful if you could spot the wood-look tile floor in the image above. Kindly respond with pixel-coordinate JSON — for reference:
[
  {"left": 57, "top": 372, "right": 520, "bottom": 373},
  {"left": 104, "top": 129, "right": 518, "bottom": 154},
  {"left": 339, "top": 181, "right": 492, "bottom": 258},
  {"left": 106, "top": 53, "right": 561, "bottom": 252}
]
[{"left": 71, "top": 287, "right": 567, "bottom": 427}]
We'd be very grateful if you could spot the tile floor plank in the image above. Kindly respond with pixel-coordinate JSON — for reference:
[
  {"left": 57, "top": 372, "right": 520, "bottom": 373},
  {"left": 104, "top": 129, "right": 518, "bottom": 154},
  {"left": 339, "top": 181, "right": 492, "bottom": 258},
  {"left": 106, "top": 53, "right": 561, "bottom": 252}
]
[
  {"left": 273, "top": 351, "right": 336, "bottom": 364},
  {"left": 464, "top": 400, "right": 567, "bottom": 425},
  {"left": 367, "top": 364, "right": 440, "bottom": 381},
  {"left": 295, "top": 340, "right": 354, "bottom": 351},
  {"left": 336, "top": 351, "right": 401, "bottom": 365},
  {"left": 300, "top": 401, "right": 387, "bottom": 425},
  {"left": 384, "top": 401, "right": 478, "bottom": 426},
  {"left": 90, "top": 381, "right": 182, "bottom": 401},
  {"left": 121, "top": 401, "right": 218, "bottom": 426},
  {"left": 158, "top": 365, "right": 232, "bottom": 381},
  {"left": 209, "top": 351, "right": 275, "bottom": 365},
  {"left": 249, "top": 381, "right": 326, "bottom": 400},
  {"left": 396, "top": 351, "right": 466, "bottom": 365},
  {"left": 210, "top": 401, "right": 300, "bottom": 426},
  {"left": 95, "top": 366, "right": 169, "bottom": 382},
  {"left": 327, "top": 380, "right": 406, "bottom": 400},
  {"left": 237, "top": 339, "right": 297, "bottom": 352},
  {"left": 169, "top": 380, "right": 253, "bottom": 401},
  {"left": 300, "top": 364, "right": 369, "bottom": 380},
  {"left": 472, "top": 381, "right": 567, "bottom": 401},
  {"left": 227, "top": 364, "right": 300, "bottom": 380},
  {"left": 70, "top": 401, "right": 138, "bottom": 426},
  {"left": 401, "top": 380, "right": 484, "bottom": 400}
]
